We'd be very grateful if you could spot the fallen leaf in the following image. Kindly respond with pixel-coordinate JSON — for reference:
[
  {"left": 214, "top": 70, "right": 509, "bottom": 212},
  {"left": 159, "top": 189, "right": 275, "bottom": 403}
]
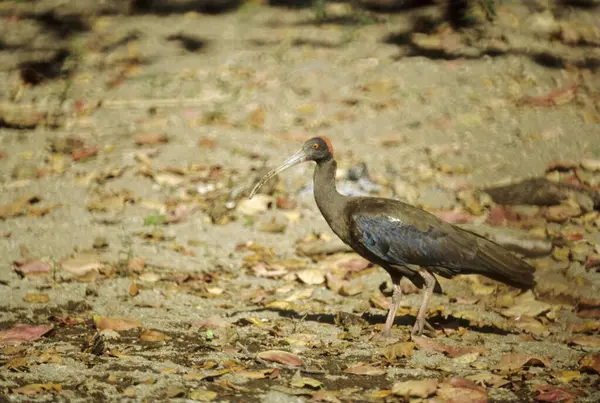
[
  {"left": 183, "top": 369, "right": 229, "bottom": 381},
  {"left": 290, "top": 371, "right": 322, "bottom": 389},
  {"left": 139, "top": 329, "right": 170, "bottom": 342},
  {"left": 437, "top": 377, "right": 488, "bottom": 403},
  {"left": 568, "top": 335, "right": 600, "bottom": 348},
  {"left": 392, "top": 379, "right": 438, "bottom": 397},
  {"left": 248, "top": 106, "right": 265, "bottom": 128},
  {"left": 12, "top": 383, "right": 62, "bottom": 395},
  {"left": 466, "top": 372, "right": 510, "bottom": 388},
  {"left": 413, "top": 336, "right": 488, "bottom": 358},
  {"left": 501, "top": 290, "right": 552, "bottom": 318},
  {"left": 434, "top": 209, "right": 474, "bottom": 224},
  {"left": 13, "top": 259, "right": 50, "bottom": 277},
  {"left": 0, "top": 194, "right": 40, "bottom": 219},
  {"left": 93, "top": 316, "right": 141, "bottom": 332},
  {"left": 382, "top": 342, "right": 415, "bottom": 361},
  {"left": 257, "top": 350, "right": 303, "bottom": 367},
  {"left": 520, "top": 82, "right": 579, "bottom": 107},
  {"left": 578, "top": 354, "right": 600, "bottom": 374},
  {"left": 129, "top": 281, "right": 139, "bottom": 297},
  {"left": 23, "top": 293, "right": 49, "bottom": 303},
  {"left": 0, "top": 324, "right": 53, "bottom": 345},
  {"left": 535, "top": 384, "right": 583, "bottom": 402},
  {"left": 344, "top": 363, "right": 386, "bottom": 376},
  {"left": 189, "top": 389, "right": 218, "bottom": 401},
  {"left": 237, "top": 369, "right": 275, "bottom": 379},
  {"left": 60, "top": 254, "right": 103, "bottom": 276},
  {"left": 552, "top": 370, "right": 581, "bottom": 383},
  {"left": 72, "top": 146, "right": 99, "bottom": 161},
  {"left": 296, "top": 268, "right": 326, "bottom": 285},
  {"left": 497, "top": 353, "right": 551, "bottom": 373}
]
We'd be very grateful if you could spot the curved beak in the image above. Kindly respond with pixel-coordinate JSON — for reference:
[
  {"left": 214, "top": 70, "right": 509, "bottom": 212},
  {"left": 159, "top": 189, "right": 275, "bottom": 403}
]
[{"left": 249, "top": 148, "right": 309, "bottom": 199}]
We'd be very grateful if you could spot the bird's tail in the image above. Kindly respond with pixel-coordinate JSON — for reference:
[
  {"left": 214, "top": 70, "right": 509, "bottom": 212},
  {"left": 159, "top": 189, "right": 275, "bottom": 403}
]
[{"left": 470, "top": 236, "right": 536, "bottom": 289}]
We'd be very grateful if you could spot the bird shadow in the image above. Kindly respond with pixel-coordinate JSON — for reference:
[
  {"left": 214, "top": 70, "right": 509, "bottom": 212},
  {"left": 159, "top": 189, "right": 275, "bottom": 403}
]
[
  {"left": 259, "top": 307, "right": 511, "bottom": 335},
  {"left": 130, "top": 0, "right": 243, "bottom": 15}
]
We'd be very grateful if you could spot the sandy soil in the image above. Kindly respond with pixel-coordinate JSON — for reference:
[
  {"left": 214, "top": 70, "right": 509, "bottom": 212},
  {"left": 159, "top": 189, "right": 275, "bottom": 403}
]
[{"left": 1, "top": 0, "right": 600, "bottom": 402}]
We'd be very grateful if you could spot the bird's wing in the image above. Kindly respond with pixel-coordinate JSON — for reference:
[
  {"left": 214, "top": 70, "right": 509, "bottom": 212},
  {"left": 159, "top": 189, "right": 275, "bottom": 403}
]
[{"left": 350, "top": 213, "right": 477, "bottom": 271}]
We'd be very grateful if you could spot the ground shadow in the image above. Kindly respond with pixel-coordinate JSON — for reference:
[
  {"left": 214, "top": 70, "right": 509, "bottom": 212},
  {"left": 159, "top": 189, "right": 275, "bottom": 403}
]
[
  {"left": 131, "top": 0, "right": 242, "bottom": 15},
  {"left": 166, "top": 33, "right": 208, "bottom": 52}
]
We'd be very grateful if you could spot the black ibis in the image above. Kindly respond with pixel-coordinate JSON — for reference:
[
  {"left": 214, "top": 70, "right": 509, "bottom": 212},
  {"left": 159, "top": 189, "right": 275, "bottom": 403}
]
[{"left": 249, "top": 137, "right": 536, "bottom": 336}]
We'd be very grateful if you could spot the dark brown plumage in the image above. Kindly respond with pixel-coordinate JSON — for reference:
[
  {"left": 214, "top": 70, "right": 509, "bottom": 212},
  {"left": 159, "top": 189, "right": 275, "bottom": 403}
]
[{"left": 250, "top": 136, "right": 536, "bottom": 336}]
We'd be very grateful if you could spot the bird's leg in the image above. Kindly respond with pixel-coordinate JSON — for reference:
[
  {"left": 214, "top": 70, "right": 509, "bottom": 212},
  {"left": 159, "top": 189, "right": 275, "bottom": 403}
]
[
  {"left": 412, "top": 269, "right": 437, "bottom": 336},
  {"left": 382, "top": 280, "right": 402, "bottom": 338}
]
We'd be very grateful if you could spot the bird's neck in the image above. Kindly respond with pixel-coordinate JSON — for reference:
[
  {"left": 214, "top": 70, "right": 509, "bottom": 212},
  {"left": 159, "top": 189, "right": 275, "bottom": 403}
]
[{"left": 313, "top": 158, "right": 348, "bottom": 239}]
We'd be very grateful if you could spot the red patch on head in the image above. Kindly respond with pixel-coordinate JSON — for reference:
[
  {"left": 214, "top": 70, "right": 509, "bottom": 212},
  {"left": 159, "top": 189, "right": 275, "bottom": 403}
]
[{"left": 320, "top": 136, "right": 334, "bottom": 154}]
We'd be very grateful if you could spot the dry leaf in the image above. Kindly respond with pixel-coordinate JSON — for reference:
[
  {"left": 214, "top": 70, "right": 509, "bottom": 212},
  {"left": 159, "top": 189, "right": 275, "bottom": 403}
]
[
  {"left": 501, "top": 291, "right": 552, "bottom": 318},
  {"left": 183, "top": 369, "right": 229, "bottom": 381},
  {"left": 497, "top": 353, "right": 551, "bottom": 373},
  {"left": 189, "top": 390, "right": 218, "bottom": 401},
  {"left": 0, "top": 324, "right": 53, "bottom": 345},
  {"left": 413, "top": 336, "right": 488, "bottom": 358},
  {"left": 61, "top": 254, "right": 103, "bottom": 276},
  {"left": 568, "top": 335, "right": 600, "bottom": 348},
  {"left": 466, "top": 372, "right": 510, "bottom": 388},
  {"left": 129, "top": 281, "right": 139, "bottom": 297},
  {"left": 578, "top": 354, "right": 600, "bottom": 374},
  {"left": 296, "top": 268, "right": 326, "bottom": 285},
  {"left": 383, "top": 342, "right": 415, "bottom": 361},
  {"left": 437, "top": 377, "right": 488, "bottom": 403},
  {"left": 392, "top": 379, "right": 438, "bottom": 397},
  {"left": 139, "top": 329, "right": 170, "bottom": 342},
  {"left": 12, "top": 383, "right": 62, "bottom": 395},
  {"left": 344, "top": 363, "right": 386, "bottom": 376},
  {"left": 237, "top": 369, "right": 275, "bottom": 379},
  {"left": 14, "top": 260, "right": 50, "bottom": 277},
  {"left": 72, "top": 146, "right": 99, "bottom": 161},
  {"left": 135, "top": 132, "right": 168, "bottom": 145},
  {"left": 193, "top": 316, "right": 231, "bottom": 329},
  {"left": 93, "top": 316, "right": 141, "bottom": 331},
  {"left": 257, "top": 350, "right": 303, "bottom": 367},
  {"left": 248, "top": 106, "right": 265, "bottom": 128},
  {"left": 534, "top": 384, "right": 583, "bottom": 402},
  {"left": 23, "top": 293, "right": 49, "bottom": 303},
  {"left": 290, "top": 371, "right": 322, "bottom": 389}
]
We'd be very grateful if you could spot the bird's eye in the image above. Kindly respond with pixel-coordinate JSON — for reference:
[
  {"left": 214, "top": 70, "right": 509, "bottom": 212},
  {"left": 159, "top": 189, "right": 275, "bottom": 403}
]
[{"left": 312, "top": 143, "right": 319, "bottom": 149}]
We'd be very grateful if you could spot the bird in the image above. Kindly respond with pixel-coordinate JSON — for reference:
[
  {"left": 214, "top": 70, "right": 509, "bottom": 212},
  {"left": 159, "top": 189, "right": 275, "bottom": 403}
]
[{"left": 249, "top": 136, "right": 536, "bottom": 337}]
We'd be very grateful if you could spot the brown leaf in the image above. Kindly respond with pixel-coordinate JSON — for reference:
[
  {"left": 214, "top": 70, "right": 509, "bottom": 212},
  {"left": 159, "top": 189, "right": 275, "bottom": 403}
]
[
  {"left": 257, "top": 350, "right": 303, "bottom": 367},
  {"left": 382, "top": 342, "right": 415, "bottom": 361},
  {"left": 12, "top": 383, "right": 62, "bottom": 395},
  {"left": 0, "top": 194, "right": 40, "bottom": 219},
  {"left": 0, "top": 324, "right": 53, "bottom": 345},
  {"left": 71, "top": 146, "right": 99, "bottom": 161},
  {"left": 578, "top": 354, "right": 600, "bottom": 374},
  {"left": 344, "top": 363, "right": 386, "bottom": 376},
  {"left": 93, "top": 316, "right": 141, "bottom": 332},
  {"left": 534, "top": 384, "right": 583, "bottom": 402},
  {"left": 183, "top": 369, "right": 229, "bottom": 381},
  {"left": 248, "top": 106, "right": 265, "bottom": 128},
  {"left": 568, "top": 335, "right": 600, "bottom": 348},
  {"left": 520, "top": 82, "right": 579, "bottom": 107},
  {"left": 392, "top": 379, "right": 438, "bottom": 397},
  {"left": 135, "top": 132, "right": 168, "bottom": 146},
  {"left": 139, "top": 329, "right": 170, "bottom": 342},
  {"left": 497, "top": 353, "right": 551, "bottom": 373},
  {"left": 23, "top": 293, "right": 49, "bottom": 303},
  {"left": 237, "top": 369, "right": 275, "bottom": 379},
  {"left": 129, "top": 281, "right": 139, "bottom": 297},
  {"left": 413, "top": 336, "right": 488, "bottom": 358},
  {"left": 466, "top": 373, "right": 510, "bottom": 388},
  {"left": 437, "top": 377, "right": 488, "bottom": 403}
]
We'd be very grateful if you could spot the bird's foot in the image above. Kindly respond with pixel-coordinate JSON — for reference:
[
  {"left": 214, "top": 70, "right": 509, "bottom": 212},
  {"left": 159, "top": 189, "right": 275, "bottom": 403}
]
[{"left": 411, "top": 319, "right": 435, "bottom": 337}]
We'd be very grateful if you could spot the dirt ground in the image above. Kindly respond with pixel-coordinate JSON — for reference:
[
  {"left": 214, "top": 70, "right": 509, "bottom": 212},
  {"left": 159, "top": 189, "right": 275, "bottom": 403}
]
[{"left": 1, "top": 0, "right": 600, "bottom": 402}]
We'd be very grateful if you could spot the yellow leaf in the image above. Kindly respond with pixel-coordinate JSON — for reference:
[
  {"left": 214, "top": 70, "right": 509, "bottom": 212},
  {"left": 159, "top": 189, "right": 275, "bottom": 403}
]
[
  {"left": 139, "top": 329, "right": 170, "bottom": 342},
  {"left": 23, "top": 293, "right": 49, "bottom": 303}
]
